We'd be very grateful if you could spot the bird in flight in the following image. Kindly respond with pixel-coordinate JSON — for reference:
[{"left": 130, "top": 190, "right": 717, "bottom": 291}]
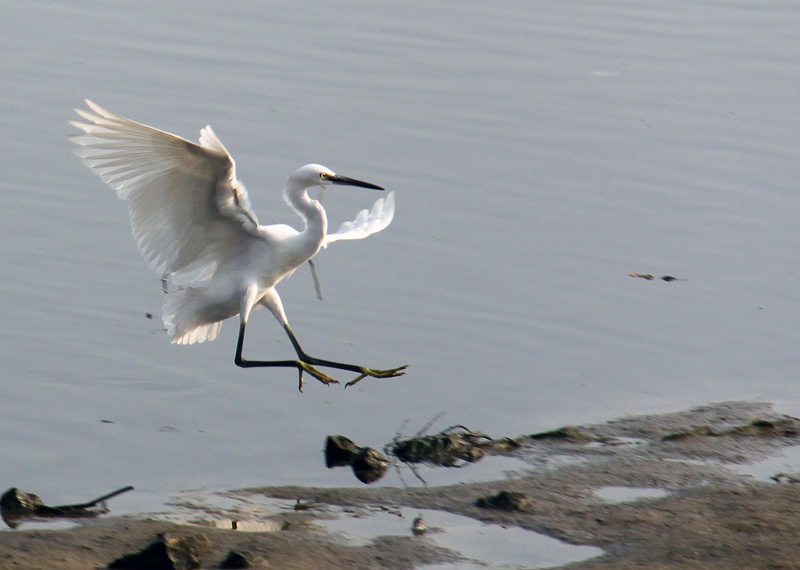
[{"left": 70, "top": 100, "right": 406, "bottom": 390}]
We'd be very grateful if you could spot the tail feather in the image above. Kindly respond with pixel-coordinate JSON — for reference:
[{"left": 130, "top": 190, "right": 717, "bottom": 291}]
[{"left": 162, "top": 288, "right": 222, "bottom": 345}]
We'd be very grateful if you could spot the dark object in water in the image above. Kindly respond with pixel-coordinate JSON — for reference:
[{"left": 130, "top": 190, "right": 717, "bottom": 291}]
[
  {"left": 628, "top": 273, "right": 687, "bottom": 282},
  {"left": 0, "top": 485, "right": 134, "bottom": 528},
  {"left": 326, "top": 420, "right": 520, "bottom": 485},
  {"left": 385, "top": 418, "right": 521, "bottom": 485},
  {"left": 388, "top": 425, "right": 496, "bottom": 467},
  {"left": 325, "top": 435, "right": 362, "bottom": 468}
]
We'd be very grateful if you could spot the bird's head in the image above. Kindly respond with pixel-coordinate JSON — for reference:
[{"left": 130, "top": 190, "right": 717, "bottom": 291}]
[{"left": 290, "top": 164, "right": 384, "bottom": 191}]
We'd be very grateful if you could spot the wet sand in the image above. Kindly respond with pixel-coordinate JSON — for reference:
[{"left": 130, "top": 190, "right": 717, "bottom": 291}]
[{"left": 3, "top": 401, "right": 800, "bottom": 569}]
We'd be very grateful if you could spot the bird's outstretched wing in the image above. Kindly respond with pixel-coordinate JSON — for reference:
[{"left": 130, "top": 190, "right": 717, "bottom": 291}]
[
  {"left": 322, "top": 191, "right": 395, "bottom": 248},
  {"left": 69, "top": 100, "right": 259, "bottom": 283}
]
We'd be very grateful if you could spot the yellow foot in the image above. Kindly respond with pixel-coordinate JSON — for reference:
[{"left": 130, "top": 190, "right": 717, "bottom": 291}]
[
  {"left": 345, "top": 365, "right": 408, "bottom": 388},
  {"left": 297, "top": 362, "right": 340, "bottom": 392}
]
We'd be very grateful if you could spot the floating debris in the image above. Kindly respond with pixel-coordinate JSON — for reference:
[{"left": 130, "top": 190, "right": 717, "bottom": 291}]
[
  {"left": 475, "top": 490, "right": 534, "bottom": 512},
  {"left": 388, "top": 425, "right": 517, "bottom": 468},
  {"left": 108, "top": 532, "right": 210, "bottom": 570},
  {"left": 0, "top": 485, "right": 133, "bottom": 529},
  {"left": 627, "top": 273, "right": 687, "bottom": 282},
  {"left": 326, "top": 419, "right": 519, "bottom": 485},
  {"left": 389, "top": 425, "right": 490, "bottom": 467},
  {"left": 380, "top": 417, "right": 522, "bottom": 485}
]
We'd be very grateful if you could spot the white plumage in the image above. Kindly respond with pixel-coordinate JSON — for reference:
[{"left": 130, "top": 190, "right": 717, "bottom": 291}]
[{"left": 70, "top": 100, "right": 405, "bottom": 388}]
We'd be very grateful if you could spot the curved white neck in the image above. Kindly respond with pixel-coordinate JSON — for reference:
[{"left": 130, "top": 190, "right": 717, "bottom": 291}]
[{"left": 283, "top": 182, "right": 327, "bottom": 255}]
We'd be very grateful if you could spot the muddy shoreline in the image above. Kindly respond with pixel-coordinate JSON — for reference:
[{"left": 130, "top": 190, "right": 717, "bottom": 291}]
[{"left": 4, "top": 401, "right": 800, "bottom": 569}]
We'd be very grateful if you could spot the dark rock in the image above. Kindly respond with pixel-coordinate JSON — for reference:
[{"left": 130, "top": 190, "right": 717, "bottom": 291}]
[
  {"left": 475, "top": 490, "right": 534, "bottom": 511},
  {"left": 0, "top": 489, "right": 45, "bottom": 513},
  {"left": 108, "top": 533, "right": 210, "bottom": 570},
  {"left": 352, "top": 448, "right": 389, "bottom": 484},
  {"left": 325, "top": 435, "right": 361, "bottom": 468},
  {"left": 220, "top": 549, "right": 252, "bottom": 569}
]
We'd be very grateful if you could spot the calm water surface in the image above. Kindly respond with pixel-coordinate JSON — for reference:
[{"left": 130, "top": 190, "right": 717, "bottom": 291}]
[{"left": 1, "top": 0, "right": 799, "bottom": 516}]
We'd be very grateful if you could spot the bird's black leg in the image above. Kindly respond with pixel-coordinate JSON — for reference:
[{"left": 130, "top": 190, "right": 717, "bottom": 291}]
[
  {"left": 281, "top": 324, "right": 408, "bottom": 388},
  {"left": 233, "top": 318, "right": 406, "bottom": 390},
  {"left": 234, "top": 320, "right": 340, "bottom": 391}
]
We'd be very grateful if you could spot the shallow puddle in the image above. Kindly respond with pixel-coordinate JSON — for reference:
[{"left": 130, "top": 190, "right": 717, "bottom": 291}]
[
  {"left": 727, "top": 444, "right": 800, "bottom": 482},
  {"left": 159, "top": 490, "right": 602, "bottom": 568},
  {"left": 593, "top": 486, "right": 669, "bottom": 503},
  {"left": 316, "top": 506, "right": 602, "bottom": 569},
  {"left": 0, "top": 518, "right": 86, "bottom": 531}
]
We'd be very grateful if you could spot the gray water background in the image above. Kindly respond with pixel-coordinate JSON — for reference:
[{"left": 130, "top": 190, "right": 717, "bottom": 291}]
[{"left": 1, "top": 0, "right": 799, "bottom": 511}]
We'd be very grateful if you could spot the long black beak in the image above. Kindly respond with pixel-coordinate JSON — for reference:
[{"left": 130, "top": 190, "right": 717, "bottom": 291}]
[{"left": 330, "top": 174, "right": 384, "bottom": 190}]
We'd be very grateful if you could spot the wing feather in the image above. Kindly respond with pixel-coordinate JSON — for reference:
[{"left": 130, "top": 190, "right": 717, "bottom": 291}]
[
  {"left": 322, "top": 191, "right": 395, "bottom": 247},
  {"left": 70, "top": 100, "right": 259, "bottom": 281}
]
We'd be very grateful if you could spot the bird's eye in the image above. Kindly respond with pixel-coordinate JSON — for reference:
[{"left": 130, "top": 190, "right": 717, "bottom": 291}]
[{"left": 320, "top": 172, "right": 328, "bottom": 180}]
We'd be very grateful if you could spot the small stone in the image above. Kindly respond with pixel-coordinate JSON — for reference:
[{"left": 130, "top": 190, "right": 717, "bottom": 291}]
[{"left": 411, "top": 515, "right": 427, "bottom": 535}]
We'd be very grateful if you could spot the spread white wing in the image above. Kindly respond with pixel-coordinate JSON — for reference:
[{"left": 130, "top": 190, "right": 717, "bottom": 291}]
[
  {"left": 322, "top": 191, "right": 395, "bottom": 248},
  {"left": 69, "top": 100, "right": 258, "bottom": 284}
]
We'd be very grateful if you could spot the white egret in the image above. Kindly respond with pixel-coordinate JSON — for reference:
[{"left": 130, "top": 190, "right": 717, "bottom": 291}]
[{"left": 70, "top": 100, "right": 406, "bottom": 389}]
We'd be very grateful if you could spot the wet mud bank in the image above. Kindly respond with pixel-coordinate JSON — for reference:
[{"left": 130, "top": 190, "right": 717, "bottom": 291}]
[{"left": 4, "top": 401, "right": 800, "bottom": 569}]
